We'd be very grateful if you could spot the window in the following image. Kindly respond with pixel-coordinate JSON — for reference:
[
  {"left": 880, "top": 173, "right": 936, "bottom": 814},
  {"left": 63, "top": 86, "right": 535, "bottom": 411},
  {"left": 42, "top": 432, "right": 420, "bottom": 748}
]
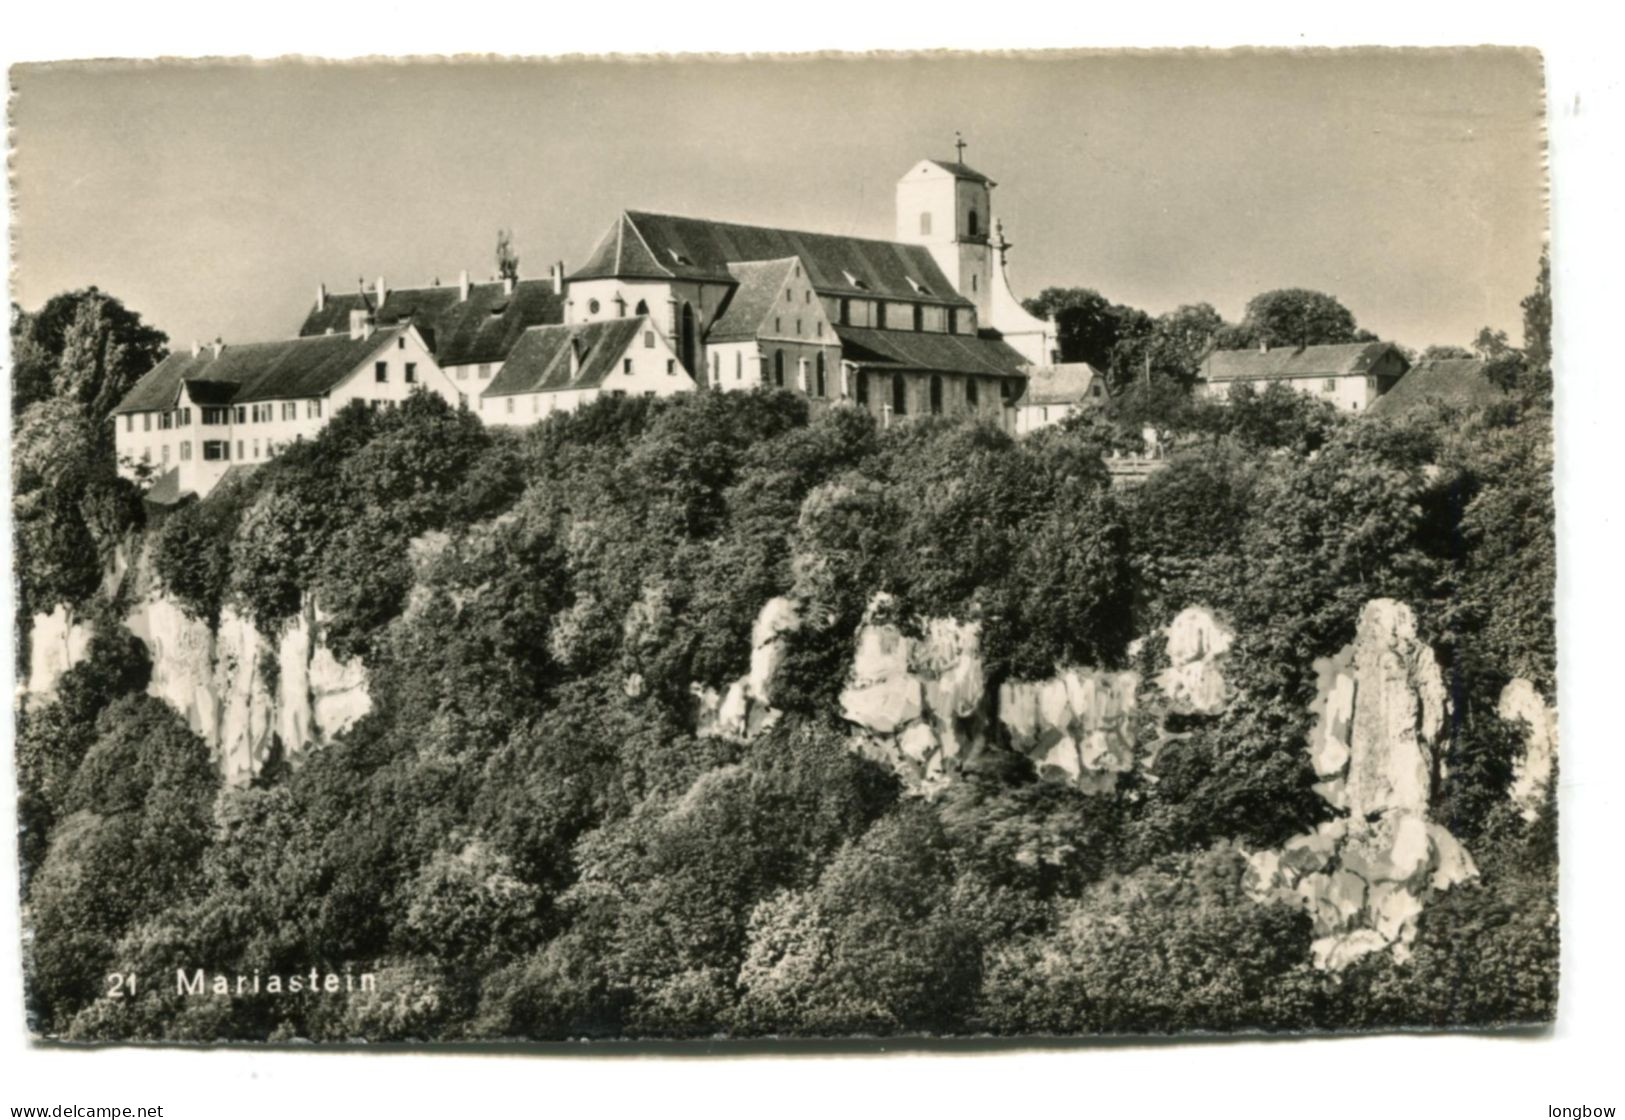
[
  {"left": 796, "top": 318, "right": 802, "bottom": 335},
  {"left": 892, "top": 374, "right": 907, "bottom": 416},
  {"left": 235, "top": 407, "right": 247, "bottom": 423},
  {"left": 125, "top": 415, "right": 133, "bottom": 433},
  {"left": 588, "top": 298, "right": 601, "bottom": 314},
  {"left": 948, "top": 309, "right": 959, "bottom": 334},
  {"left": 839, "top": 298, "right": 851, "bottom": 325},
  {"left": 666, "top": 359, "right": 676, "bottom": 375},
  {"left": 968, "top": 210, "right": 979, "bottom": 237},
  {"left": 376, "top": 361, "right": 388, "bottom": 383},
  {"left": 458, "top": 392, "right": 468, "bottom": 408},
  {"left": 237, "top": 440, "right": 244, "bottom": 459},
  {"left": 644, "top": 331, "right": 656, "bottom": 348},
  {"left": 876, "top": 303, "right": 888, "bottom": 330},
  {"left": 252, "top": 439, "right": 260, "bottom": 459},
  {"left": 912, "top": 305, "right": 924, "bottom": 332},
  {"left": 203, "top": 440, "right": 229, "bottom": 461},
  {"left": 201, "top": 407, "right": 228, "bottom": 425},
  {"left": 805, "top": 290, "right": 811, "bottom": 304},
  {"left": 405, "top": 362, "right": 417, "bottom": 384},
  {"left": 785, "top": 289, "right": 792, "bottom": 303},
  {"left": 140, "top": 448, "right": 150, "bottom": 463},
  {"left": 856, "top": 370, "right": 869, "bottom": 405},
  {"left": 711, "top": 353, "right": 720, "bottom": 383},
  {"left": 816, "top": 322, "right": 823, "bottom": 338},
  {"left": 919, "top": 212, "right": 932, "bottom": 236},
  {"left": 971, "top": 274, "right": 978, "bottom": 293},
  {"left": 397, "top": 337, "right": 405, "bottom": 349},
  {"left": 735, "top": 351, "right": 743, "bottom": 381},
  {"left": 966, "top": 378, "right": 979, "bottom": 406},
  {"left": 930, "top": 375, "right": 943, "bottom": 414},
  {"left": 815, "top": 352, "right": 826, "bottom": 397},
  {"left": 457, "top": 366, "right": 468, "bottom": 380},
  {"left": 478, "top": 364, "right": 491, "bottom": 379},
  {"left": 1324, "top": 378, "right": 1337, "bottom": 392},
  {"left": 635, "top": 300, "right": 649, "bottom": 315},
  {"left": 161, "top": 444, "right": 170, "bottom": 463},
  {"left": 283, "top": 402, "right": 297, "bottom": 420},
  {"left": 506, "top": 397, "right": 515, "bottom": 414},
  {"left": 180, "top": 441, "right": 192, "bottom": 461},
  {"left": 143, "top": 413, "right": 152, "bottom": 431},
  {"left": 775, "top": 317, "right": 781, "bottom": 333},
  {"left": 160, "top": 411, "right": 174, "bottom": 430},
  {"left": 179, "top": 408, "right": 191, "bottom": 426},
  {"left": 774, "top": 350, "right": 785, "bottom": 388},
  {"left": 624, "top": 358, "right": 633, "bottom": 374},
  {"left": 308, "top": 400, "right": 323, "bottom": 418}
]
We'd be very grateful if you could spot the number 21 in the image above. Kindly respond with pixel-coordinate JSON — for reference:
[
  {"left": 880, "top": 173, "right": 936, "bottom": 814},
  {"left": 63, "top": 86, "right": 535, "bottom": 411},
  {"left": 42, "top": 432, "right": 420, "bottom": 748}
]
[{"left": 105, "top": 972, "right": 137, "bottom": 998}]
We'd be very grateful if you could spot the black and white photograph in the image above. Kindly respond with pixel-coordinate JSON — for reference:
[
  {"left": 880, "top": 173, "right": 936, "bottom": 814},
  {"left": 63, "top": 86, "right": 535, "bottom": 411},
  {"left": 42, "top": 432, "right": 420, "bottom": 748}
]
[{"left": 3, "top": 13, "right": 1618, "bottom": 1117}]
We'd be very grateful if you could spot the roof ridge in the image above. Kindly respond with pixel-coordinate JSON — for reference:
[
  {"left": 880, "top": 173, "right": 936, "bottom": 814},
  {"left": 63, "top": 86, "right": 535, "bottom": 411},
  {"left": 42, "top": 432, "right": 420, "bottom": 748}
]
[{"left": 623, "top": 208, "right": 934, "bottom": 254}]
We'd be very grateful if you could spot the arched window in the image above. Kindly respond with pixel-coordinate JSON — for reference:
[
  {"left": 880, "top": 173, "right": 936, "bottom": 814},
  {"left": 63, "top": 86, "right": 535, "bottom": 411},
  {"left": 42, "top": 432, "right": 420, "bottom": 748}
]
[
  {"left": 968, "top": 210, "right": 979, "bottom": 237},
  {"left": 892, "top": 374, "right": 907, "bottom": 416},
  {"left": 774, "top": 350, "right": 785, "bottom": 388},
  {"left": 876, "top": 303, "right": 888, "bottom": 330},
  {"left": 839, "top": 298, "right": 851, "bottom": 325},
  {"left": 815, "top": 351, "right": 826, "bottom": 397},
  {"left": 966, "top": 378, "right": 979, "bottom": 407},
  {"left": 929, "top": 375, "right": 943, "bottom": 414},
  {"left": 634, "top": 299, "right": 649, "bottom": 315},
  {"left": 912, "top": 304, "right": 924, "bottom": 332},
  {"left": 948, "top": 309, "right": 959, "bottom": 334},
  {"left": 919, "top": 212, "right": 932, "bottom": 236},
  {"left": 856, "top": 370, "right": 869, "bottom": 405},
  {"left": 680, "top": 303, "right": 698, "bottom": 374}
]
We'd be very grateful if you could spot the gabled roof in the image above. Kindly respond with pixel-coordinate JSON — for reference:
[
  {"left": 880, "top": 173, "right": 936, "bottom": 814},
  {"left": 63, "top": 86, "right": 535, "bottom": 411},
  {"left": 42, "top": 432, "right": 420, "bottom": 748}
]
[
  {"left": 482, "top": 317, "right": 650, "bottom": 397},
  {"left": 836, "top": 326, "right": 1029, "bottom": 378},
  {"left": 569, "top": 210, "right": 973, "bottom": 308},
  {"left": 923, "top": 159, "right": 995, "bottom": 186},
  {"left": 1022, "top": 362, "right": 1105, "bottom": 406},
  {"left": 1368, "top": 358, "right": 1504, "bottom": 417},
  {"left": 112, "top": 327, "right": 406, "bottom": 415},
  {"left": 298, "top": 280, "right": 564, "bottom": 367},
  {"left": 1202, "top": 341, "right": 1406, "bottom": 383},
  {"left": 707, "top": 259, "right": 801, "bottom": 343}
]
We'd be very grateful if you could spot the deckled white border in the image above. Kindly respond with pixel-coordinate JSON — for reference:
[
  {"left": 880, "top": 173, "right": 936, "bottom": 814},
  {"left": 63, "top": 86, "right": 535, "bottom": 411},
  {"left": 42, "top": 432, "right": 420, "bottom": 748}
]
[{"left": 3, "top": 4, "right": 1618, "bottom": 1118}]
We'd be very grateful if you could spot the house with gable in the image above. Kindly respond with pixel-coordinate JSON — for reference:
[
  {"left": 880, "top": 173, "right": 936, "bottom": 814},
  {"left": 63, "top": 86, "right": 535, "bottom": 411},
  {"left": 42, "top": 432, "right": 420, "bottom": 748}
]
[
  {"left": 1199, "top": 340, "right": 1410, "bottom": 413},
  {"left": 1367, "top": 356, "right": 1506, "bottom": 417},
  {"left": 1011, "top": 362, "right": 1108, "bottom": 434},
  {"left": 478, "top": 316, "right": 693, "bottom": 423},
  {"left": 111, "top": 319, "right": 454, "bottom": 501}
]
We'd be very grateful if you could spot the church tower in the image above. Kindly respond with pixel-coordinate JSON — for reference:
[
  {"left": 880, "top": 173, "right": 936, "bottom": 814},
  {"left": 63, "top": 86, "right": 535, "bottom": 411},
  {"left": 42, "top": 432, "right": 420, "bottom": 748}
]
[
  {"left": 895, "top": 147, "right": 994, "bottom": 322},
  {"left": 896, "top": 142, "right": 1058, "bottom": 367}
]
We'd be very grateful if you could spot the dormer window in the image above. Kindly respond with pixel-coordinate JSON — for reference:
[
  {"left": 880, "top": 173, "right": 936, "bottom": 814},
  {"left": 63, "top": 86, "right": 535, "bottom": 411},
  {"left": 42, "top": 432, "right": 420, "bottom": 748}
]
[
  {"left": 841, "top": 270, "right": 870, "bottom": 292},
  {"left": 666, "top": 248, "right": 693, "bottom": 267},
  {"left": 906, "top": 277, "right": 933, "bottom": 297}
]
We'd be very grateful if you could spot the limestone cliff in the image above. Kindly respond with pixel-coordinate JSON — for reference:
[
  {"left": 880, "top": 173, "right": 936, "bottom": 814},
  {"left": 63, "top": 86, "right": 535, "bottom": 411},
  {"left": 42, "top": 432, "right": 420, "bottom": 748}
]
[
  {"left": 23, "top": 604, "right": 96, "bottom": 699},
  {"left": 1498, "top": 677, "right": 1557, "bottom": 822},
  {"left": 1244, "top": 600, "right": 1477, "bottom": 970}
]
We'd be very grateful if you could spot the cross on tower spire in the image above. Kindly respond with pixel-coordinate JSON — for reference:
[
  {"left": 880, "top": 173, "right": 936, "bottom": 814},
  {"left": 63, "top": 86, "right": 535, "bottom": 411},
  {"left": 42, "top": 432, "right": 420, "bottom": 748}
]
[{"left": 954, "top": 131, "right": 967, "bottom": 162}]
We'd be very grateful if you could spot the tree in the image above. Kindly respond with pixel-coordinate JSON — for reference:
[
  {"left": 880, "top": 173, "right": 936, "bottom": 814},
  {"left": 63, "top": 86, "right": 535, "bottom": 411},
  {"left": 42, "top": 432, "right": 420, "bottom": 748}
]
[
  {"left": 11, "top": 288, "right": 168, "bottom": 428},
  {"left": 1521, "top": 248, "right": 1553, "bottom": 381},
  {"left": 496, "top": 229, "right": 520, "bottom": 283},
  {"left": 1022, "top": 287, "right": 1150, "bottom": 377},
  {"left": 1233, "top": 288, "right": 1366, "bottom": 350},
  {"left": 1421, "top": 345, "right": 1475, "bottom": 361},
  {"left": 1472, "top": 326, "right": 1513, "bottom": 360}
]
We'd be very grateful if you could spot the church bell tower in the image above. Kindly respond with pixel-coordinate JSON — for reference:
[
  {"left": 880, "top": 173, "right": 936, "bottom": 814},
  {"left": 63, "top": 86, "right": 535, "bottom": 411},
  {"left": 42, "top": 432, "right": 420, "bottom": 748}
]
[{"left": 895, "top": 135, "right": 995, "bottom": 321}]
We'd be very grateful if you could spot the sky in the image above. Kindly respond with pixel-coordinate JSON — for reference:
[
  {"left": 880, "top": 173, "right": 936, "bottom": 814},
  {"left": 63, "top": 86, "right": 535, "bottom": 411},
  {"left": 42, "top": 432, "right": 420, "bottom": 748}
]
[{"left": 10, "top": 50, "right": 1547, "bottom": 353}]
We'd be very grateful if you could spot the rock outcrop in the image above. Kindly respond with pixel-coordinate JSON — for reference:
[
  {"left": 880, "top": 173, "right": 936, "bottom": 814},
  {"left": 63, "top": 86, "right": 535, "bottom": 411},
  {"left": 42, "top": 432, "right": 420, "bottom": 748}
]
[
  {"left": 998, "top": 669, "right": 1138, "bottom": 794},
  {"left": 692, "top": 597, "right": 795, "bottom": 742},
  {"left": 23, "top": 604, "right": 96, "bottom": 700},
  {"left": 121, "top": 594, "right": 371, "bottom": 786},
  {"left": 1245, "top": 600, "right": 1477, "bottom": 970},
  {"left": 1498, "top": 677, "right": 1557, "bottom": 823}
]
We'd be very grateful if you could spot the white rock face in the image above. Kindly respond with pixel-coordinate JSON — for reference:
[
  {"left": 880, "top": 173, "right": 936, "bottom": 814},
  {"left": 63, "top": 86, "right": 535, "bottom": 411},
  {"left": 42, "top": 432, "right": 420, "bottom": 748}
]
[
  {"left": 1157, "top": 606, "right": 1234, "bottom": 715},
  {"left": 692, "top": 597, "right": 796, "bottom": 741},
  {"left": 1246, "top": 600, "right": 1476, "bottom": 970},
  {"left": 123, "top": 593, "right": 371, "bottom": 785},
  {"left": 999, "top": 669, "right": 1139, "bottom": 793},
  {"left": 23, "top": 604, "right": 96, "bottom": 700},
  {"left": 1498, "top": 678, "right": 1557, "bottom": 822}
]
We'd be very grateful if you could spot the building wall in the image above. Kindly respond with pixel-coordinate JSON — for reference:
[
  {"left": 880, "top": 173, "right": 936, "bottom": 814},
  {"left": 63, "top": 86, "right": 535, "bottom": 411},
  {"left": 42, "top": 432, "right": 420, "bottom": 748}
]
[
  {"left": 481, "top": 327, "right": 693, "bottom": 427},
  {"left": 443, "top": 361, "right": 505, "bottom": 407},
  {"left": 895, "top": 163, "right": 995, "bottom": 320},
  {"left": 844, "top": 368, "right": 1015, "bottom": 428},
  {"left": 1202, "top": 360, "right": 1406, "bottom": 413}
]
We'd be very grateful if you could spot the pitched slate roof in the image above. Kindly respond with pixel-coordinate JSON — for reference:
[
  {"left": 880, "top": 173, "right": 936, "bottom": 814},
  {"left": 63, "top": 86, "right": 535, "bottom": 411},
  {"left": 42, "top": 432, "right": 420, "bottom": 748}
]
[
  {"left": 707, "top": 259, "right": 800, "bottom": 343},
  {"left": 1202, "top": 341, "right": 1405, "bottom": 383},
  {"left": 1368, "top": 358, "right": 1504, "bottom": 417},
  {"left": 482, "top": 318, "right": 650, "bottom": 397},
  {"left": 569, "top": 211, "right": 973, "bottom": 308},
  {"left": 299, "top": 280, "right": 564, "bottom": 367},
  {"left": 112, "top": 328, "right": 405, "bottom": 415},
  {"left": 924, "top": 159, "right": 994, "bottom": 186},
  {"left": 835, "top": 326, "right": 1029, "bottom": 378},
  {"left": 1022, "top": 362, "right": 1106, "bottom": 405}
]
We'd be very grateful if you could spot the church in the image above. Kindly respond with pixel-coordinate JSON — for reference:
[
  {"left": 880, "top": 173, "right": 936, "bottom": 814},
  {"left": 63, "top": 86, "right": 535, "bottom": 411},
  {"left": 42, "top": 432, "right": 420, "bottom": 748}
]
[{"left": 111, "top": 147, "right": 1063, "bottom": 500}]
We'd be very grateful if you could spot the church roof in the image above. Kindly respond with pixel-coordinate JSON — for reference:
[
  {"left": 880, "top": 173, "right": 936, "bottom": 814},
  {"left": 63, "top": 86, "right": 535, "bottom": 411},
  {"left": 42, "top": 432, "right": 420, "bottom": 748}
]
[
  {"left": 707, "top": 259, "right": 801, "bottom": 343},
  {"left": 923, "top": 159, "right": 995, "bottom": 186},
  {"left": 569, "top": 210, "right": 973, "bottom": 308},
  {"left": 112, "top": 327, "right": 407, "bottom": 415},
  {"left": 1368, "top": 357, "right": 1504, "bottom": 417},
  {"left": 1202, "top": 341, "right": 1405, "bottom": 383},
  {"left": 1022, "top": 362, "right": 1106, "bottom": 405},
  {"left": 482, "top": 318, "right": 649, "bottom": 397},
  {"left": 836, "top": 326, "right": 1029, "bottom": 378}
]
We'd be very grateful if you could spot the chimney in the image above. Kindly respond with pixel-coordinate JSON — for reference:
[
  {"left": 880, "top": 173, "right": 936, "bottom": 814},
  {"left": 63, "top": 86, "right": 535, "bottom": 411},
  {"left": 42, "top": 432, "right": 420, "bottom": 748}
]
[
  {"left": 316, "top": 283, "right": 327, "bottom": 312},
  {"left": 375, "top": 275, "right": 387, "bottom": 308},
  {"left": 503, "top": 275, "right": 515, "bottom": 296},
  {"left": 191, "top": 339, "right": 201, "bottom": 358},
  {"left": 1259, "top": 339, "right": 1269, "bottom": 354},
  {"left": 550, "top": 260, "right": 564, "bottom": 296},
  {"left": 459, "top": 269, "right": 470, "bottom": 302},
  {"left": 211, "top": 337, "right": 224, "bottom": 359},
  {"left": 349, "top": 308, "right": 374, "bottom": 341}
]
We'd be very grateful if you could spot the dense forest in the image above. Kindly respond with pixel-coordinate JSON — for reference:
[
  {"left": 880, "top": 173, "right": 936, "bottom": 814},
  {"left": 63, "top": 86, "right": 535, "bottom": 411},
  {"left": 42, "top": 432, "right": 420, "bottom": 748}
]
[{"left": 12, "top": 267, "right": 1556, "bottom": 1040}]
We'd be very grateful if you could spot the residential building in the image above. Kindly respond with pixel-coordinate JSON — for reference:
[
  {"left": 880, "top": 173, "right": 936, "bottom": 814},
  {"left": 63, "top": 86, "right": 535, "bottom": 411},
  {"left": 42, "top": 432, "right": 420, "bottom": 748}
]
[
  {"left": 478, "top": 316, "right": 693, "bottom": 423},
  {"left": 1199, "top": 341, "right": 1410, "bottom": 412},
  {"left": 111, "top": 322, "right": 453, "bottom": 501},
  {"left": 1366, "top": 357, "right": 1505, "bottom": 417},
  {"left": 1012, "top": 362, "right": 1108, "bottom": 434}
]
